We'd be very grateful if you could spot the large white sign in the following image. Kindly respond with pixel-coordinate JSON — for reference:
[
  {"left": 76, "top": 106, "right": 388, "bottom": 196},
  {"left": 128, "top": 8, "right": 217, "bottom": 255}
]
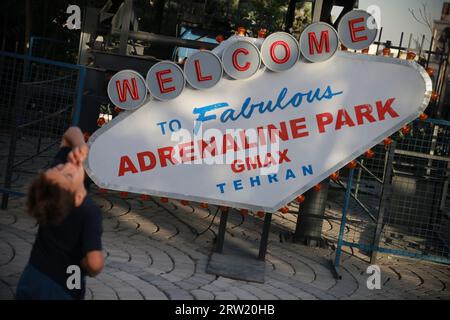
[{"left": 85, "top": 49, "right": 431, "bottom": 212}]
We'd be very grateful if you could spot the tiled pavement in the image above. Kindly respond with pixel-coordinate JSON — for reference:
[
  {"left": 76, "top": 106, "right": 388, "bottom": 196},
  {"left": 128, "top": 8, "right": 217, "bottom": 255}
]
[
  {"left": 1, "top": 136, "right": 450, "bottom": 300},
  {"left": 1, "top": 191, "right": 450, "bottom": 300}
]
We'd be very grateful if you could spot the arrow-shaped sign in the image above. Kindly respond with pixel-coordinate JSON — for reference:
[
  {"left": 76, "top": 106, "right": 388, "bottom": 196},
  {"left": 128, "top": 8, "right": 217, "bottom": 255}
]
[{"left": 86, "top": 49, "right": 431, "bottom": 212}]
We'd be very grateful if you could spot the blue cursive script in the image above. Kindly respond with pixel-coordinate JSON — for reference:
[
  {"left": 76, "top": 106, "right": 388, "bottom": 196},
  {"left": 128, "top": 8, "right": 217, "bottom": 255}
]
[{"left": 192, "top": 85, "right": 343, "bottom": 133}]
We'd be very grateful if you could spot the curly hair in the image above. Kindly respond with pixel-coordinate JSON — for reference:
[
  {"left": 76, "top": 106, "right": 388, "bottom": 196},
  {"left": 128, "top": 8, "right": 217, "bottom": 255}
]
[{"left": 26, "top": 172, "right": 75, "bottom": 225}]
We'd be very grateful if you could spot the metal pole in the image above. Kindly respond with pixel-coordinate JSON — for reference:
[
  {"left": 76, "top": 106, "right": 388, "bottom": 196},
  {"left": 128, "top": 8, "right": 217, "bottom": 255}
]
[
  {"left": 312, "top": 0, "right": 324, "bottom": 23},
  {"left": 119, "top": 0, "right": 133, "bottom": 55},
  {"left": 215, "top": 209, "right": 228, "bottom": 253},
  {"left": 376, "top": 27, "right": 383, "bottom": 55},
  {"left": 334, "top": 168, "right": 355, "bottom": 269},
  {"left": 370, "top": 142, "right": 396, "bottom": 264},
  {"left": 258, "top": 213, "right": 272, "bottom": 261},
  {"left": 1, "top": 83, "right": 23, "bottom": 210},
  {"left": 437, "top": 52, "right": 449, "bottom": 118},
  {"left": 397, "top": 32, "right": 404, "bottom": 58},
  {"left": 294, "top": 179, "right": 330, "bottom": 246},
  {"left": 418, "top": 34, "right": 425, "bottom": 58},
  {"left": 72, "top": 67, "right": 86, "bottom": 126},
  {"left": 406, "top": 33, "right": 412, "bottom": 52},
  {"left": 426, "top": 35, "right": 434, "bottom": 68},
  {"left": 111, "top": 30, "right": 218, "bottom": 50},
  {"left": 354, "top": 159, "right": 364, "bottom": 199}
]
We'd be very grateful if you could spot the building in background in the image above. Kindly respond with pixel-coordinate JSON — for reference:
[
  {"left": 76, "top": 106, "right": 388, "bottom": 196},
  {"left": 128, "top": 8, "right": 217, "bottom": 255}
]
[
  {"left": 432, "top": 2, "right": 450, "bottom": 119},
  {"left": 432, "top": 2, "right": 450, "bottom": 54}
]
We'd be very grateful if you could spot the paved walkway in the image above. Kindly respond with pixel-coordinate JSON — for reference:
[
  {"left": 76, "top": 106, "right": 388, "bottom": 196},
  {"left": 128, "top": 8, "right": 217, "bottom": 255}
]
[{"left": 1, "top": 189, "right": 450, "bottom": 300}]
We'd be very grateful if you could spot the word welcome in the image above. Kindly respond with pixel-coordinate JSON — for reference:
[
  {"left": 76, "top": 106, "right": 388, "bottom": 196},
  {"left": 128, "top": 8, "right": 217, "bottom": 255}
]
[{"left": 107, "top": 10, "right": 378, "bottom": 109}]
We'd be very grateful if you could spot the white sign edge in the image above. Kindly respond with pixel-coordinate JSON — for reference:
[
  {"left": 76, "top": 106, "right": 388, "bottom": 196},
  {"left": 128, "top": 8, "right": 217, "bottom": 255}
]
[{"left": 84, "top": 51, "right": 432, "bottom": 213}]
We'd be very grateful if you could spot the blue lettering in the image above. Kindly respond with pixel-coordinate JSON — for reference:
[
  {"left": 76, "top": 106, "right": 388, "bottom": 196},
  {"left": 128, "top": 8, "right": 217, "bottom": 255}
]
[
  {"left": 191, "top": 86, "right": 343, "bottom": 126},
  {"left": 168, "top": 119, "right": 181, "bottom": 132},
  {"left": 273, "top": 87, "right": 288, "bottom": 109},
  {"left": 302, "top": 165, "right": 313, "bottom": 176},
  {"left": 233, "top": 179, "right": 243, "bottom": 191},
  {"left": 288, "top": 93, "right": 303, "bottom": 108},
  {"left": 267, "top": 174, "right": 279, "bottom": 184},
  {"left": 216, "top": 183, "right": 226, "bottom": 194},
  {"left": 157, "top": 122, "right": 167, "bottom": 135},
  {"left": 193, "top": 102, "right": 229, "bottom": 134},
  {"left": 220, "top": 108, "right": 238, "bottom": 123},
  {"left": 250, "top": 176, "right": 261, "bottom": 187},
  {"left": 241, "top": 98, "right": 254, "bottom": 119},
  {"left": 285, "top": 169, "right": 296, "bottom": 180}
]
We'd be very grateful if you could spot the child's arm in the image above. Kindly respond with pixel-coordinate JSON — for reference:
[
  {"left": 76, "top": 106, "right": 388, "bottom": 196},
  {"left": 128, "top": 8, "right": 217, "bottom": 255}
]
[
  {"left": 61, "top": 126, "right": 86, "bottom": 148},
  {"left": 81, "top": 251, "right": 104, "bottom": 277},
  {"left": 61, "top": 127, "right": 89, "bottom": 166}
]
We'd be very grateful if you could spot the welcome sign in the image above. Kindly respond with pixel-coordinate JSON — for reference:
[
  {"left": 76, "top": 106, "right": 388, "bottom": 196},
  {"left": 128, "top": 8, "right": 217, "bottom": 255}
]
[{"left": 85, "top": 11, "right": 432, "bottom": 212}]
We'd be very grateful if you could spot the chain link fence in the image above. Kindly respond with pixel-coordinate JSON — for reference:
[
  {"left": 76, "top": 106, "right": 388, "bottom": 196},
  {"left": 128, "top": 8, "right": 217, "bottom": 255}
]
[
  {"left": 0, "top": 51, "right": 86, "bottom": 208},
  {"left": 334, "top": 119, "right": 450, "bottom": 269},
  {"left": 29, "top": 36, "right": 79, "bottom": 64}
]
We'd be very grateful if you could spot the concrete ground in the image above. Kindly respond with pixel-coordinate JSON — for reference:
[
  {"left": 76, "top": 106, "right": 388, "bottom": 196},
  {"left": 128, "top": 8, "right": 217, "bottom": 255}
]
[
  {"left": 1, "top": 136, "right": 450, "bottom": 300},
  {"left": 1, "top": 190, "right": 450, "bottom": 300}
]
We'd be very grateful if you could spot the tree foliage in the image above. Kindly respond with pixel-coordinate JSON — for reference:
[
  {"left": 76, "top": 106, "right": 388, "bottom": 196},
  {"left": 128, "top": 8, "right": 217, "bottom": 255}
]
[{"left": 0, "top": 0, "right": 313, "bottom": 55}]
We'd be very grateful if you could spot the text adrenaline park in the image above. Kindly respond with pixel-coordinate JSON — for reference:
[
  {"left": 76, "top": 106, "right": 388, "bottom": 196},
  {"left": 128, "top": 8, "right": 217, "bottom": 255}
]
[{"left": 117, "top": 85, "right": 399, "bottom": 195}]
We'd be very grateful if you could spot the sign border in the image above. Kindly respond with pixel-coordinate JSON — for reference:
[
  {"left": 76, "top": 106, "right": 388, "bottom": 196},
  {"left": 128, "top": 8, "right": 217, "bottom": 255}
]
[{"left": 85, "top": 51, "right": 432, "bottom": 213}]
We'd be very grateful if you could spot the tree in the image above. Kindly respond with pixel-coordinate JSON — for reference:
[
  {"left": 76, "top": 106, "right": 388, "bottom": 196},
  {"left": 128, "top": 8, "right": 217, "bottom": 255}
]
[
  {"left": 409, "top": 1, "right": 434, "bottom": 52},
  {"left": 409, "top": 1, "right": 433, "bottom": 35}
]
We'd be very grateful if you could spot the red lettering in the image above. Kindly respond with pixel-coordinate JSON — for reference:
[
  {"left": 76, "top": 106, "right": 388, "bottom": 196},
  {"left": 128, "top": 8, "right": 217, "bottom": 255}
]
[
  {"left": 278, "top": 149, "right": 291, "bottom": 164},
  {"left": 158, "top": 146, "right": 178, "bottom": 167},
  {"left": 270, "top": 41, "right": 291, "bottom": 64},
  {"left": 118, "top": 156, "right": 138, "bottom": 176},
  {"left": 348, "top": 17, "right": 368, "bottom": 43},
  {"left": 316, "top": 112, "right": 333, "bottom": 133},
  {"left": 267, "top": 122, "right": 289, "bottom": 143},
  {"left": 115, "top": 78, "right": 140, "bottom": 102},
  {"left": 262, "top": 153, "right": 275, "bottom": 167},
  {"left": 355, "top": 104, "right": 376, "bottom": 125},
  {"left": 198, "top": 138, "right": 218, "bottom": 158},
  {"left": 231, "top": 160, "right": 245, "bottom": 173},
  {"left": 232, "top": 48, "right": 251, "bottom": 71},
  {"left": 239, "top": 130, "right": 258, "bottom": 150},
  {"left": 335, "top": 109, "right": 356, "bottom": 130},
  {"left": 246, "top": 155, "right": 263, "bottom": 171},
  {"left": 194, "top": 59, "right": 213, "bottom": 82},
  {"left": 222, "top": 134, "right": 239, "bottom": 153},
  {"left": 290, "top": 117, "right": 309, "bottom": 139},
  {"left": 156, "top": 69, "right": 176, "bottom": 94},
  {"left": 257, "top": 126, "right": 268, "bottom": 146},
  {"left": 376, "top": 98, "right": 399, "bottom": 120},
  {"left": 179, "top": 141, "right": 196, "bottom": 162},
  {"left": 137, "top": 152, "right": 156, "bottom": 172},
  {"left": 308, "top": 30, "right": 330, "bottom": 55}
]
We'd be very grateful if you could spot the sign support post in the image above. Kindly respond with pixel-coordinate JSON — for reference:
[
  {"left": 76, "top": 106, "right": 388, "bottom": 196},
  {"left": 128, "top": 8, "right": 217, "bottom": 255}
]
[
  {"left": 332, "top": 168, "right": 355, "bottom": 279},
  {"left": 294, "top": 181, "right": 330, "bottom": 246},
  {"left": 258, "top": 213, "right": 272, "bottom": 261},
  {"left": 215, "top": 210, "right": 229, "bottom": 253},
  {"left": 370, "top": 142, "right": 396, "bottom": 264}
]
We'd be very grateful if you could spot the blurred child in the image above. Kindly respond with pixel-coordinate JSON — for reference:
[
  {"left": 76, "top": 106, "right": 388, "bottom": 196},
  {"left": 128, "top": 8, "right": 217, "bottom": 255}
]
[{"left": 16, "top": 126, "right": 103, "bottom": 300}]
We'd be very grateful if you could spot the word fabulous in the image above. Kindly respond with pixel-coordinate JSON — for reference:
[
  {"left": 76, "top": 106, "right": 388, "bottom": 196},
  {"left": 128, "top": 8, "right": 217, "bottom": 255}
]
[{"left": 107, "top": 10, "right": 377, "bottom": 109}]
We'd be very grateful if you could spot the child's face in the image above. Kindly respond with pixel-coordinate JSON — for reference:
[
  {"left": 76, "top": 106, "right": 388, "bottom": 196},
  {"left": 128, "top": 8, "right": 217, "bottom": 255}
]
[{"left": 45, "top": 162, "right": 85, "bottom": 195}]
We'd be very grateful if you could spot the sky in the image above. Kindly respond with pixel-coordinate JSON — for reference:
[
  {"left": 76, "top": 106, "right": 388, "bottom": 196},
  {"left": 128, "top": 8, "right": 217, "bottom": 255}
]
[{"left": 357, "top": 0, "right": 445, "bottom": 48}]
